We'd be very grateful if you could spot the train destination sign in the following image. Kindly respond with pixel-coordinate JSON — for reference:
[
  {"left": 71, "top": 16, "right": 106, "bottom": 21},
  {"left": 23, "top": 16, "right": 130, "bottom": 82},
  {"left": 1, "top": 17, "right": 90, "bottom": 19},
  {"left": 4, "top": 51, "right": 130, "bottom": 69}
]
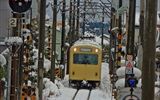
[{"left": 80, "top": 48, "right": 92, "bottom": 52}]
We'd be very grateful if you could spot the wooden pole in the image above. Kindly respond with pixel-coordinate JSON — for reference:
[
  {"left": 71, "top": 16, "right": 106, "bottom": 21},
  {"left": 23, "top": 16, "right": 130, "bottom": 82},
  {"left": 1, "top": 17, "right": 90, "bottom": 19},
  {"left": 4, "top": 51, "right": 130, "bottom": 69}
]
[
  {"left": 38, "top": 0, "right": 46, "bottom": 100},
  {"left": 142, "top": 0, "right": 157, "bottom": 99},
  {"left": 50, "top": 0, "right": 57, "bottom": 82}
]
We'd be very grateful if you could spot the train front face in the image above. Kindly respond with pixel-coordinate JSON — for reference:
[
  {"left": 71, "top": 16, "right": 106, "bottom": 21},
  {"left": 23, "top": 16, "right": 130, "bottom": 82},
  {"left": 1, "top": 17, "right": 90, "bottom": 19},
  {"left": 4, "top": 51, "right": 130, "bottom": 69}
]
[{"left": 69, "top": 45, "right": 102, "bottom": 86}]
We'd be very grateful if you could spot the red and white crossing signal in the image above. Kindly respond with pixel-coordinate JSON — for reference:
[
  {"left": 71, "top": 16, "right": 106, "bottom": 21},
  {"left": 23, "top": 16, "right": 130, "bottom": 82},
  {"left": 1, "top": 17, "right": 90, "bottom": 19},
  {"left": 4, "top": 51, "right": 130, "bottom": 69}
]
[{"left": 9, "top": 0, "right": 32, "bottom": 13}]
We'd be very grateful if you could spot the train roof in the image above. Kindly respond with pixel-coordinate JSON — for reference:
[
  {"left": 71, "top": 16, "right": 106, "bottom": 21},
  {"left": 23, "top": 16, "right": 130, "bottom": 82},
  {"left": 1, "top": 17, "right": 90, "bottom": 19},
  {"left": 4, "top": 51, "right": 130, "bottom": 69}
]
[{"left": 73, "top": 39, "right": 102, "bottom": 49}]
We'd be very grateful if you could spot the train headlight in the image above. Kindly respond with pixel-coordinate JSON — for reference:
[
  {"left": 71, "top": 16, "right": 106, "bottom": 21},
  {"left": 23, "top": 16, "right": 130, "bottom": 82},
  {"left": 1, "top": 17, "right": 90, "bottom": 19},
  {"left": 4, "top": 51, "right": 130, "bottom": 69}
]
[
  {"left": 74, "top": 48, "right": 77, "bottom": 52},
  {"left": 95, "top": 49, "right": 98, "bottom": 52}
]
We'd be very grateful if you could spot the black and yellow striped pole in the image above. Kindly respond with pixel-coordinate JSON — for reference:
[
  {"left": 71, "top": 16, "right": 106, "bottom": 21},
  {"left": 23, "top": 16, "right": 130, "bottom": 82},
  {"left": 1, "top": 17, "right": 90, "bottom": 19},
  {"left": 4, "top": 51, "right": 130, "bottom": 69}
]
[
  {"left": 117, "top": 0, "right": 122, "bottom": 68},
  {"left": 117, "top": 30, "right": 122, "bottom": 68},
  {"left": 21, "top": 17, "right": 36, "bottom": 100}
]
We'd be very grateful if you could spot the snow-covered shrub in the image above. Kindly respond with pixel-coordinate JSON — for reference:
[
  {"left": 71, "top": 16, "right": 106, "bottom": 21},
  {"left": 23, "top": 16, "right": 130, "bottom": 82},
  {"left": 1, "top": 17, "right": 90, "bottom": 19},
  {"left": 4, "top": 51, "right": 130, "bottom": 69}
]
[{"left": 43, "top": 78, "right": 61, "bottom": 99}]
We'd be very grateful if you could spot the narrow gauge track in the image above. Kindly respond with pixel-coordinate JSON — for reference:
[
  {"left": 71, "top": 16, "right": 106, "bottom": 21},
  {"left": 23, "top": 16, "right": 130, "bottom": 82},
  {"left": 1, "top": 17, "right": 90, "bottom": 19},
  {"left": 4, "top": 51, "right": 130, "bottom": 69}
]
[{"left": 72, "top": 89, "right": 92, "bottom": 100}]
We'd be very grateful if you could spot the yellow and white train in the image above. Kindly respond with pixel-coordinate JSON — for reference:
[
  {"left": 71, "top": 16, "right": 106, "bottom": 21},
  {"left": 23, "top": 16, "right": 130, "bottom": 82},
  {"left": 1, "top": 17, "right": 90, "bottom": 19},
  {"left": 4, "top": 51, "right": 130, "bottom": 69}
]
[{"left": 68, "top": 37, "right": 102, "bottom": 87}]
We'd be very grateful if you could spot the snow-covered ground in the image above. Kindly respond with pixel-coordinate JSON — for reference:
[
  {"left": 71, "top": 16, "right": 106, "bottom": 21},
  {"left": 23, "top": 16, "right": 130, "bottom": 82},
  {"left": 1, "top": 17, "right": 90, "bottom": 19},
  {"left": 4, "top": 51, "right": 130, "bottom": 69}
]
[{"left": 42, "top": 62, "right": 113, "bottom": 100}]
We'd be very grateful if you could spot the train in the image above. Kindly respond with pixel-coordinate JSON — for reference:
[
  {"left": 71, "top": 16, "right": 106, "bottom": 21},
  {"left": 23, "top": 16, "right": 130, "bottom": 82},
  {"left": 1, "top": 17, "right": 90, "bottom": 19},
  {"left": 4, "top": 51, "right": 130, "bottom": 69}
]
[{"left": 68, "top": 36, "right": 102, "bottom": 88}]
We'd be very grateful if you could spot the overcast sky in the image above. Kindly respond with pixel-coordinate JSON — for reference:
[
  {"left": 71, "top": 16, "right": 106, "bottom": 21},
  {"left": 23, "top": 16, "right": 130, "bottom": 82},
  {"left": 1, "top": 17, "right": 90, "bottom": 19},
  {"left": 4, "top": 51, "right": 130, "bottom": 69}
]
[{"left": 46, "top": 0, "right": 160, "bottom": 21}]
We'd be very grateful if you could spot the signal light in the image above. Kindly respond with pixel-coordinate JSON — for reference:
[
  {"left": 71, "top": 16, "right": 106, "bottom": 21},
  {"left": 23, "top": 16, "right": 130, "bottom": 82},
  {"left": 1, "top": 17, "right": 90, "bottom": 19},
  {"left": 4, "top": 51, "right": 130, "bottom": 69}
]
[
  {"left": 126, "top": 75, "right": 138, "bottom": 87},
  {"left": 74, "top": 48, "right": 77, "bottom": 52},
  {"left": 95, "top": 49, "right": 98, "bottom": 52},
  {"left": 9, "top": 0, "right": 32, "bottom": 13}
]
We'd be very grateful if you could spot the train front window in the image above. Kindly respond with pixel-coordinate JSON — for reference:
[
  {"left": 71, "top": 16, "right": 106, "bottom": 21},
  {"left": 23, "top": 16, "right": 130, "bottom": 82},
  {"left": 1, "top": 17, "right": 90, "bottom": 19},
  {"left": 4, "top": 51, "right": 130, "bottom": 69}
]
[{"left": 73, "top": 53, "right": 98, "bottom": 65}]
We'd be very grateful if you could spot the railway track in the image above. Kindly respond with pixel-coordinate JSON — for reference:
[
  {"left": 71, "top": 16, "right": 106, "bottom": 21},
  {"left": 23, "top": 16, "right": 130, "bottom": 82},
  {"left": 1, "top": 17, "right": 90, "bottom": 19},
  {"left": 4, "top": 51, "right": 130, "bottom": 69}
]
[{"left": 72, "top": 89, "right": 92, "bottom": 100}]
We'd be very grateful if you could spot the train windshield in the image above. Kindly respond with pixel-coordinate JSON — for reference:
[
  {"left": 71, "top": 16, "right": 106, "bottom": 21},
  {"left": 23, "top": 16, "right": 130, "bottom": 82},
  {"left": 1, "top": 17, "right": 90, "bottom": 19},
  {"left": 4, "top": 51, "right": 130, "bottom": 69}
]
[{"left": 73, "top": 53, "right": 98, "bottom": 65}]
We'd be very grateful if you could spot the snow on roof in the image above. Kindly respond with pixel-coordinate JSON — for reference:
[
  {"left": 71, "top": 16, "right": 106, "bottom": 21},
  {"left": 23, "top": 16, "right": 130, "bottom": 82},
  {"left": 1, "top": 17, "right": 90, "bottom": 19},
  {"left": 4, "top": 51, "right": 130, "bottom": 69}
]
[
  {"left": 73, "top": 31, "right": 110, "bottom": 49},
  {"left": 73, "top": 39, "right": 101, "bottom": 49},
  {"left": 116, "top": 66, "right": 142, "bottom": 78}
]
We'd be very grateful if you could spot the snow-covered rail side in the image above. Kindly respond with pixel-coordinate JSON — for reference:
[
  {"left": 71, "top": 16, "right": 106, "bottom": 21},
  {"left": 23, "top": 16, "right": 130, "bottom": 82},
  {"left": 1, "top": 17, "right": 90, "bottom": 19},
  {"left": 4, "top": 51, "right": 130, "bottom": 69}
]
[{"left": 73, "top": 89, "right": 92, "bottom": 100}]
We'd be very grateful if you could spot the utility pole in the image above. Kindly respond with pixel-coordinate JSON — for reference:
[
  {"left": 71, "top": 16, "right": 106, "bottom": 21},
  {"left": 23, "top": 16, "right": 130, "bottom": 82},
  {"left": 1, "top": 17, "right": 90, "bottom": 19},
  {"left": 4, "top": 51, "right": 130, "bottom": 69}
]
[
  {"left": 76, "top": 0, "right": 80, "bottom": 39},
  {"left": 139, "top": 0, "right": 144, "bottom": 45},
  {"left": 69, "top": 0, "right": 73, "bottom": 45},
  {"left": 10, "top": 13, "right": 22, "bottom": 100},
  {"left": 101, "top": 7, "right": 105, "bottom": 62},
  {"left": 38, "top": 0, "right": 46, "bottom": 100},
  {"left": 51, "top": 0, "right": 57, "bottom": 82},
  {"left": 61, "top": 0, "right": 66, "bottom": 78},
  {"left": 18, "top": 36, "right": 24, "bottom": 100},
  {"left": 82, "top": 0, "right": 86, "bottom": 35},
  {"left": 101, "top": 7, "right": 104, "bottom": 49},
  {"left": 137, "top": 0, "right": 144, "bottom": 72},
  {"left": 109, "top": 6, "right": 116, "bottom": 76},
  {"left": 72, "top": 0, "right": 76, "bottom": 42},
  {"left": 125, "top": 0, "right": 136, "bottom": 86},
  {"left": 142, "top": 0, "right": 157, "bottom": 99}
]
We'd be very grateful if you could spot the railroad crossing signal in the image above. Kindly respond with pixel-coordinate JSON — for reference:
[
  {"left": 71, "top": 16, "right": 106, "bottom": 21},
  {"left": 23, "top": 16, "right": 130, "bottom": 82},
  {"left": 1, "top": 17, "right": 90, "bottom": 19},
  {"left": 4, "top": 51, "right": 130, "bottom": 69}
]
[{"left": 9, "top": 0, "right": 32, "bottom": 13}]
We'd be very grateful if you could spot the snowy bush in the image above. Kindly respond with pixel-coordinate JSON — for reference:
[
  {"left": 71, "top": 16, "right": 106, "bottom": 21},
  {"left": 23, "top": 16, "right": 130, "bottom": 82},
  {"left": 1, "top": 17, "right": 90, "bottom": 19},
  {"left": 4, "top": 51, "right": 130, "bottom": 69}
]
[{"left": 43, "top": 78, "right": 61, "bottom": 99}]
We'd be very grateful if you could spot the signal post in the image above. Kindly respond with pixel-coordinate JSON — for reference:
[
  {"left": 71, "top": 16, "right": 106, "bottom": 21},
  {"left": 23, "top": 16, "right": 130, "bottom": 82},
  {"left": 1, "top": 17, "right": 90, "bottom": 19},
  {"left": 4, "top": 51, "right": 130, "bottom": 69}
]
[
  {"left": 8, "top": 0, "right": 32, "bottom": 100},
  {"left": 125, "top": 0, "right": 136, "bottom": 87}
]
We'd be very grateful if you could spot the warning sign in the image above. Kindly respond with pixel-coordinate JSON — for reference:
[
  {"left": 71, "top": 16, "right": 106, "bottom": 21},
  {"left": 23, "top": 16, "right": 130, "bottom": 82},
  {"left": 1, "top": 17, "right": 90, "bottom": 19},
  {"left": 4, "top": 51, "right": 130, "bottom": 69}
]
[{"left": 126, "top": 61, "right": 133, "bottom": 69}]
